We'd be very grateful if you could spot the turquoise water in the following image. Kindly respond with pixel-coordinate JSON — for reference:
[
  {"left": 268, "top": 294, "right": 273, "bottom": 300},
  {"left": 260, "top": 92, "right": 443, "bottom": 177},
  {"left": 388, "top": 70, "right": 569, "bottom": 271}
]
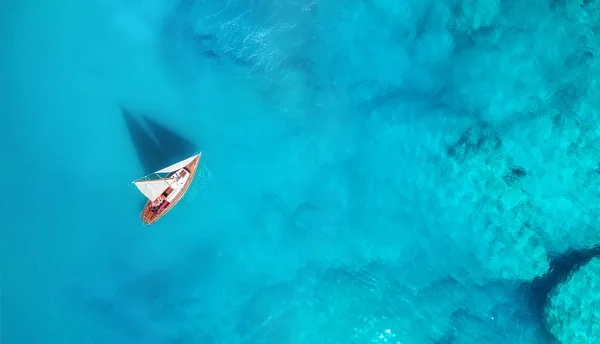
[{"left": 3, "top": 0, "right": 600, "bottom": 343}]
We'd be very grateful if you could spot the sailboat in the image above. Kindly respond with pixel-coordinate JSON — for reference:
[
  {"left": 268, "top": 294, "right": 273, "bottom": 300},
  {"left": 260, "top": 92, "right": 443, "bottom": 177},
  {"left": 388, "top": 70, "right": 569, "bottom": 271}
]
[{"left": 132, "top": 152, "right": 202, "bottom": 225}]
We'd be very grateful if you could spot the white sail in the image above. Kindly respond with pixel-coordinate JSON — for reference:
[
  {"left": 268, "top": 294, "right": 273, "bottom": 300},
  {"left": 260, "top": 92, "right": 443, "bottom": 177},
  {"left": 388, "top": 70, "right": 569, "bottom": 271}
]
[
  {"left": 134, "top": 178, "right": 177, "bottom": 201},
  {"left": 153, "top": 153, "right": 201, "bottom": 174}
]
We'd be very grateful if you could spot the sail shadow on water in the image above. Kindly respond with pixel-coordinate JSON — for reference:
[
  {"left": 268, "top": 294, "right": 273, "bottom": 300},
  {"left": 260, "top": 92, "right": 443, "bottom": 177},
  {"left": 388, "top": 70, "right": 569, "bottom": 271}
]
[
  {"left": 120, "top": 105, "right": 198, "bottom": 174},
  {"left": 121, "top": 106, "right": 165, "bottom": 174},
  {"left": 142, "top": 115, "right": 198, "bottom": 167}
]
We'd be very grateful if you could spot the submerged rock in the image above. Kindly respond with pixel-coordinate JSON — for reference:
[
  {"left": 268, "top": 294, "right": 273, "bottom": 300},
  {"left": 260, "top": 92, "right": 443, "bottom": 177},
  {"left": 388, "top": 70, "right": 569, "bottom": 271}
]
[
  {"left": 522, "top": 246, "right": 600, "bottom": 340},
  {"left": 545, "top": 257, "right": 600, "bottom": 343}
]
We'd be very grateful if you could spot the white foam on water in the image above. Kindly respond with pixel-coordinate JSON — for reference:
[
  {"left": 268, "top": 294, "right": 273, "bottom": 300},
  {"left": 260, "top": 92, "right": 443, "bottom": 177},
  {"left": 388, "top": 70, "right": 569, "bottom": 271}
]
[{"left": 184, "top": 164, "right": 213, "bottom": 204}]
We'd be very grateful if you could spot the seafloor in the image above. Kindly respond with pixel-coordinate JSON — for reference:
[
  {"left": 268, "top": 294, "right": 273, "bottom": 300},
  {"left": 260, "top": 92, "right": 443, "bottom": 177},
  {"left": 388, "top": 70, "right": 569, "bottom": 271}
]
[{"left": 2, "top": 0, "right": 600, "bottom": 343}]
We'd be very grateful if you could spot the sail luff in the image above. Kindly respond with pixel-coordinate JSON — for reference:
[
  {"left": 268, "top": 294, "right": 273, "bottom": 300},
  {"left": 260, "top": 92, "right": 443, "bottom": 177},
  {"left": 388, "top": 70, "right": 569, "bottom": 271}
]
[{"left": 153, "top": 152, "right": 201, "bottom": 174}]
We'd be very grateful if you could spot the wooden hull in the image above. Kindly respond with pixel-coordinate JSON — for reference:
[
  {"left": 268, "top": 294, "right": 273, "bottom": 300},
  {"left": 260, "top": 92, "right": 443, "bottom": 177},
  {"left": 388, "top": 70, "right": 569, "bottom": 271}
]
[{"left": 140, "top": 155, "right": 200, "bottom": 225}]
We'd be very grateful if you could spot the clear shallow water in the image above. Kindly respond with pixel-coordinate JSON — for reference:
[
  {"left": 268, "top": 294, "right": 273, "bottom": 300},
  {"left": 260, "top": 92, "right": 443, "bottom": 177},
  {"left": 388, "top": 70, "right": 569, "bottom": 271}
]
[{"left": 3, "top": 0, "right": 600, "bottom": 343}]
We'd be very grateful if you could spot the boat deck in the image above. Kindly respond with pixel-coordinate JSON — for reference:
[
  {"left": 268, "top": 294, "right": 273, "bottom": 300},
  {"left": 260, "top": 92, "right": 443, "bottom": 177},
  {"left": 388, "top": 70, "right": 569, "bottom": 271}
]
[{"left": 140, "top": 156, "right": 200, "bottom": 225}]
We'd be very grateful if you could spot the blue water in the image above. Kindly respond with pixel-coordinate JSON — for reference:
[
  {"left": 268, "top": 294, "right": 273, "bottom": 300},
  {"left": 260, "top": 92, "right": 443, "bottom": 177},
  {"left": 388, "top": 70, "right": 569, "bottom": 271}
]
[{"left": 3, "top": 0, "right": 600, "bottom": 343}]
